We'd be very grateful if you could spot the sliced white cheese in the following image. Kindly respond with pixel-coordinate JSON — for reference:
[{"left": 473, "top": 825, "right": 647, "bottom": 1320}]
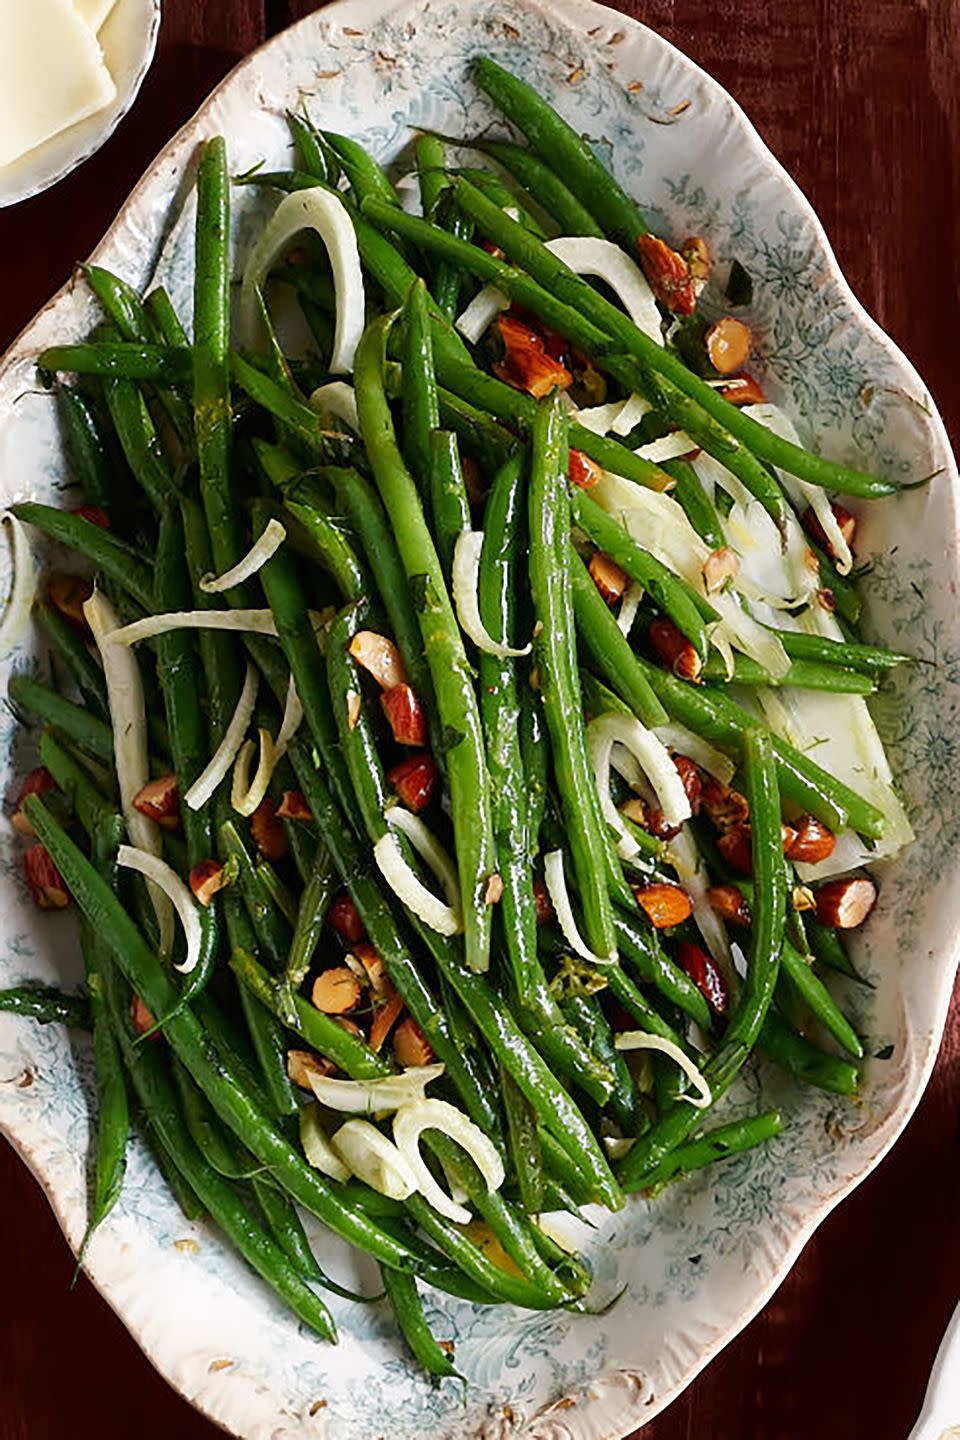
[
  {"left": 0, "top": 0, "right": 116, "bottom": 172},
  {"left": 74, "top": 0, "right": 118, "bottom": 30}
]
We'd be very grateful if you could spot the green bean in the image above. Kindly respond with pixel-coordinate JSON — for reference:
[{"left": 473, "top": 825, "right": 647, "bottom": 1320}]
[
  {"left": 58, "top": 386, "right": 113, "bottom": 508},
  {"left": 562, "top": 993, "right": 639, "bottom": 1134},
  {"left": 13, "top": 503, "right": 153, "bottom": 609},
  {"left": 103, "top": 377, "right": 174, "bottom": 509},
  {"left": 284, "top": 839, "right": 337, "bottom": 992},
  {"left": 231, "top": 947, "right": 388, "bottom": 1080},
  {"left": 456, "top": 167, "right": 549, "bottom": 236},
  {"left": 172, "top": 1055, "right": 258, "bottom": 1180},
  {"left": 26, "top": 797, "right": 423, "bottom": 1269},
  {"left": 603, "top": 960, "right": 691, "bottom": 1049},
  {"left": 35, "top": 602, "right": 109, "bottom": 721},
  {"left": 222, "top": 880, "right": 298, "bottom": 1118},
  {"left": 321, "top": 130, "right": 402, "bottom": 207},
  {"left": 403, "top": 1194, "right": 562, "bottom": 1310},
  {"left": 10, "top": 674, "right": 114, "bottom": 763},
  {"left": 436, "top": 385, "right": 518, "bottom": 470},
  {"left": 536, "top": 1129, "right": 594, "bottom": 1208},
  {"left": 287, "top": 111, "right": 328, "bottom": 181},
  {"left": 38, "top": 728, "right": 114, "bottom": 838},
  {"left": 500, "top": 1065, "right": 544, "bottom": 1213},
  {"left": 38, "top": 344, "right": 192, "bottom": 382},
  {"left": 759, "top": 1010, "right": 860, "bottom": 1094},
  {"left": 568, "top": 544, "right": 668, "bottom": 730},
  {"left": 662, "top": 458, "right": 727, "bottom": 549},
  {"left": 143, "top": 286, "right": 189, "bottom": 347},
  {"left": 220, "top": 820, "right": 291, "bottom": 973},
  {"left": 806, "top": 914, "right": 867, "bottom": 983},
  {"left": 628, "top": 1110, "right": 783, "bottom": 1193},
  {"left": 401, "top": 270, "right": 441, "bottom": 512},
  {"left": 251, "top": 1173, "right": 379, "bottom": 1304},
  {"left": 569, "top": 552, "right": 886, "bottom": 838},
  {"left": 470, "top": 135, "right": 605, "bottom": 238},
  {"left": 570, "top": 488, "right": 711, "bottom": 654},
  {"left": 807, "top": 539, "right": 862, "bottom": 625},
  {"left": 620, "top": 728, "right": 786, "bottom": 1185},
  {"left": 194, "top": 137, "right": 243, "bottom": 579},
  {"left": 381, "top": 1267, "right": 460, "bottom": 1379},
  {"left": 139, "top": 1113, "right": 205, "bottom": 1221},
  {"left": 529, "top": 393, "right": 617, "bottom": 960},
  {"left": 777, "top": 630, "right": 908, "bottom": 675},
  {"left": 0, "top": 985, "right": 90, "bottom": 1028},
  {"left": 429, "top": 429, "right": 471, "bottom": 579},
  {"left": 354, "top": 309, "right": 494, "bottom": 976},
  {"left": 611, "top": 909, "right": 711, "bottom": 1028},
  {"left": 779, "top": 943, "right": 863, "bottom": 1058},
  {"left": 415, "top": 133, "right": 463, "bottom": 321},
  {"left": 702, "top": 652, "right": 876, "bottom": 694}
]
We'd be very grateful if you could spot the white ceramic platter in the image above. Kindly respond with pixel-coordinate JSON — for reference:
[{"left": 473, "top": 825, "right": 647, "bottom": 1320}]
[
  {"left": 0, "top": 0, "right": 161, "bottom": 209},
  {"left": 0, "top": 1, "right": 957, "bottom": 1436}
]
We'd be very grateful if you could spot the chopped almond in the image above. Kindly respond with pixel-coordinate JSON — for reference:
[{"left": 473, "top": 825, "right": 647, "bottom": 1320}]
[
  {"left": 494, "top": 313, "right": 572, "bottom": 398},
  {"left": 11, "top": 767, "right": 56, "bottom": 837},
  {"left": 348, "top": 630, "right": 408, "bottom": 690},
  {"left": 636, "top": 233, "right": 696, "bottom": 315},
  {"left": 801, "top": 503, "right": 857, "bottom": 562},
  {"left": 24, "top": 844, "right": 69, "bottom": 909},
  {"left": 649, "top": 616, "right": 702, "bottom": 681},
  {"left": 287, "top": 1048, "right": 335, "bottom": 1089},
  {"left": 702, "top": 546, "right": 740, "bottom": 593},
  {"left": 130, "top": 994, "right": 158, "bottom": 1039},
  {"left": 345, "top": 689, "right": 362, "bottom": 730},
  {"left": 334, "top": 1016, "right": 364, "bottom": 1039},
  {"left": 46, "top": 572, "right": 93, "bottom": 631},
  {"left": 328, "top": 893, "right": 365, "bottom": 944},
  {"left": 370, "top": 987, "right": 404, "bottom": 1052},
  {"left": 672, "top": 754, "right": 702, "bottom": 815},
  {"left": 677, "top": 939, "right": 728, "bottom": 1015},
  {"left": 620, "top": 796, "right": 649, "bottom": 827},
  {"left": 705, "top": 317, "right": 752, "bottom": 375},
  {"left": 815, "top": 876, "right": 877, "bottom": 929},
  {"left": 588, "top": 551, "right": 629, "bottom": 606},
  {"left": 792, "top": 884, "right": 816, "bottom": 913},
  {"left": 277, "top": 790, "right": 312, "bottom": 821},
  {"left": 701, "top": 776, "right": 749, "bottom": 832},
  {"left": 784, "top": 814, "right": 837, "bottom": 865},
  {"left": 680, "top": 235, "right": 711, "bottom": 287},
  {"left": 816, "top": 588, "right": 837, "bottom": 614},
  {"left": 393, "top": 1016, "right": 436, "bottom": 1067},
  {"left": 353, "top": 941, "right": 387, "bottom": 993},
  {"left": 132, "top": 773, "right": 180, "bottom": 831},
  {"left": 719, "top": 372, "right": 766, "bottom": 406},
  {"left": 381, "top": 683, "right": 427, "bottom": 746},
  {"left": 189, "top": 860, "right": 230, "bottom": 907},
  {"left": 645, "top": 807, "right": 680, "bottom": 841},
  {"left": 311, "top": 966, "right": 362, "bottom": 1015},
  {"left": 480, "top": 238, "right": 506, "bottom": 260},
  {"left": 716, "top": 826, "right": 753, "bottom": 874},
  {"left": 70, "top": 505, "right": 110, "bottom": 530},
  {"left": 484, "top": 873, "right": 504, "bottom": 905},
  {"left": 707, "top": 883, "right": 751, "bottom": 927},
  {"left": 386, "top": 752, "right": 438, "bottom": 813},
  {"left": 250, "top": 798, "right": 288, "bottom": 861},
  {"left": 633, "top": 881, "right": 693, "bottom": 929},
  {"left": 532, "top": 877, "right": 554, "bottom": 925},
  {"left": 569, "top": 448, "right": 602, "bottom": 490}
]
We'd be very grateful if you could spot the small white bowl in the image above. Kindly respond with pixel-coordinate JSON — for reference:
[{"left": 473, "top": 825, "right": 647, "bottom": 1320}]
[{"left": 0, "top": 0, "right": 161, "bottom": 209}]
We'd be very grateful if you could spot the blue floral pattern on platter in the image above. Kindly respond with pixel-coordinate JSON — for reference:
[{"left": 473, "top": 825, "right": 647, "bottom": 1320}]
[{"left": 0, "top": 1, "right": 957, "bottom": 1437}]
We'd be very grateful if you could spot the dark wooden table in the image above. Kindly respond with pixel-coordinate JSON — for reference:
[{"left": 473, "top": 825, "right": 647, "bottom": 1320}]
[{"left": 1, "top": 2, "right": 958, "bottom": 1437}]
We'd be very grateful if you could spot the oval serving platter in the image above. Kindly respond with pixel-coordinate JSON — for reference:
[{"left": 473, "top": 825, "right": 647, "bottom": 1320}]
[{"left": 0, "top": 1, "right": 957, "bottom": 1436}]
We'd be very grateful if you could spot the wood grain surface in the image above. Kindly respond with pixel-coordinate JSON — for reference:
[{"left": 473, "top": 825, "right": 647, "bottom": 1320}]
[{"left": 1, "top": 2, "right": 958, "bottom": 1436}]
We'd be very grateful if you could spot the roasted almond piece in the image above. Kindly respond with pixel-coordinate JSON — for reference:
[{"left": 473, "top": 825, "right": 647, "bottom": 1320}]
[
  {"left": 287, "top": 1048, "right": 335, "bottom": 1088},
  {"left": 680, "top": 235, "right": 711, "bottom": 286},
  {"left": 633, "top": 881, "right": 693, "bottom": 929},
  {"left": 707, "top": 883, "right": 751, "bottom": 927},
  {"left": 46, "top": 571, "right": 93, "bottom": 630},
  {"left": 386, "top": 752, "right": 438, "bottom": 813},
  {"left": 132, "top": 773, "right": 180, "bottom": 830},
  {"left": 130, "top": 994, "right": 158, "bottom": 1039},
  {"left": 189, "top": 860, "right": 230, "bottom": 907},
  {"left": 620, "top": 796, "right": 649, "bottom": 827},
  {"left": 369, "top": 987, "right": 404, "bottom": 1053},
  {"left": 700, "top": 776, "right": 749, "bottom": 832},
  {"left": 70, "top": 505, "right": 110, "bottom": 530},
  {"left": 353, "top": 941, "right": 387, "bottom": 993},
  {"left": 348, "top": 630, "right": 408, "bottom": 690},
  {"left": 815, "top": 876, "right": 878, "bottom": 929},
  {"left": 705, "top": 316, "right": 752, "bottom": 374},
  {"left": 702, "top": 546, "right": 740, "bottom": 594},
  {"left": 532, "top": 877, "right": 554, "bottom": 925},
  {"left": 24, "top": 844, "right": 69, "bottom": 909},
  {"left": 716, "top": 825, "right": 753, "bottom": 874},
  {"left": 636, "top": 233, "right": 696, "bottom": 315},
  {"left": 719, "top": 371, "right": 766, "bottom": 406},
  {"left": 672, "top": 754, "right": 703, "bottom": 814},
  {"left": 250, "top": 797, "right": 288, "bottom": 861},
  {"left": 645, "top": 807, "right": 680, "bottom": 840},
  {"left": 569, "top": 448, "right": 602, "bottom": 490},
  {"left": 784, "top": 814, "right": 837, "bottom": 865},
  {"left": 381, "top": 683, "right": 427, "bottom": 747},
  {"left": 649, "top": 617, "right": 702, "bottom": 681},
  {"left": 816, "top": 587, "right": 837, "bottom": 613},
  {"left": 494, "top": 313, "right": 573, "bottom": 398},
  {"left": 277, "top": 789, "right": 312, "bottom": 821},
  {"left": 393, "top": 1016, "right": 436, "bottom": 1067},
  {"left": 588, "top": 551, "right": 629, "bottom": 606},
  {"left": 328, "top": 893, "right": 365, "bottom": 944},
  {"left": 801, "top": 503, "right": 857, "bottom": 561},
  {"left": 311, "top": 966, "right": 363, "bottom": 1015},
  {"left": 677, "top": 939, "right": 728, "bottom": 1015},
  {"left": 484, "top": 873, "right": 504, "bottom": 905},
  {"left": 335, "top": 1016, "right": 365, "bottom": 1039},
  {"left": 10, "top": 767, "right": 56, "bottom": 837}
]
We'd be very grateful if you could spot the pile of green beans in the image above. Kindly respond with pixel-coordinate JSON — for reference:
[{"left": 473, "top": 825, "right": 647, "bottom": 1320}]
[{"left": 3, "top": 59, "right": 911, "bottom": 1378}]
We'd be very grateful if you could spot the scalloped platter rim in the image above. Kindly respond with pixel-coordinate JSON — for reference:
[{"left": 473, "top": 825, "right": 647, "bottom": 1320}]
[{"left": 0, "top": 1, "right": 957, "bottom": 1437}]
